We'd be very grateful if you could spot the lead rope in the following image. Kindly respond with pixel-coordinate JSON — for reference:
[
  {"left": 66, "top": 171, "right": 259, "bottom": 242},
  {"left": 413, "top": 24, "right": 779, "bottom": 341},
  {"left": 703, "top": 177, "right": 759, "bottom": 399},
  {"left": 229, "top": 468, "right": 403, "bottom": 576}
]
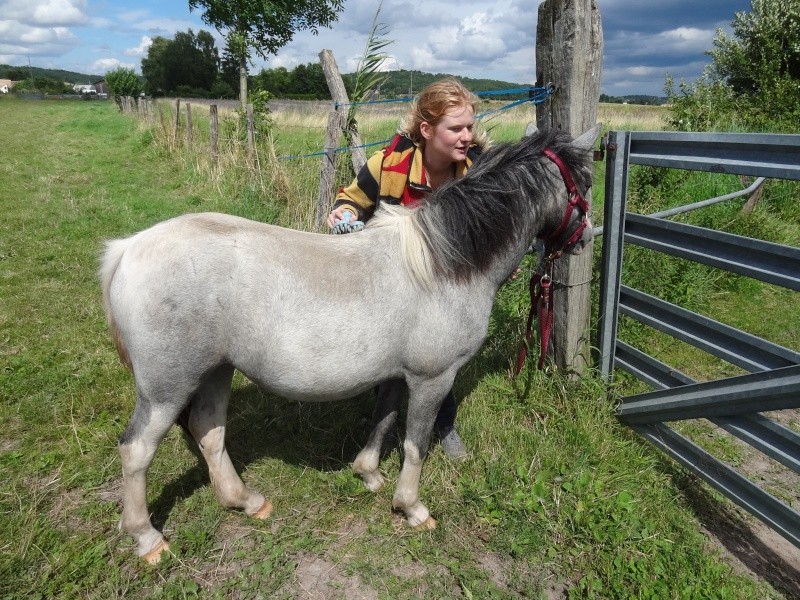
[{"left": 515, "top": 256, "right": 555, "bottom": 374}]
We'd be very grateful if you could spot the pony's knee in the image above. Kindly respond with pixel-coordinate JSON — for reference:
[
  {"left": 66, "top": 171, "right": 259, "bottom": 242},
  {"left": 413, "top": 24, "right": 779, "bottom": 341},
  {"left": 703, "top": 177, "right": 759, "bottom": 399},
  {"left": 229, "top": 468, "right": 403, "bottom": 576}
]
[
  {"left": 402, "top": 439, "right": 424, "bottom": 464},
  {"left": 119, "top": 439, "right": 155, "bottom": 473}
]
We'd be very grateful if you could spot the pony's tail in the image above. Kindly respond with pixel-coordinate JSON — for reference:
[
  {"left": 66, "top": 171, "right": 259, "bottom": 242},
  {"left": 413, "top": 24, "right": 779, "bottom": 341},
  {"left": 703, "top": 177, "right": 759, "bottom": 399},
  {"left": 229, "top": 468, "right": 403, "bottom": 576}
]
[{"left": 99, "top": 238, "right": 133, "bottom": 370}]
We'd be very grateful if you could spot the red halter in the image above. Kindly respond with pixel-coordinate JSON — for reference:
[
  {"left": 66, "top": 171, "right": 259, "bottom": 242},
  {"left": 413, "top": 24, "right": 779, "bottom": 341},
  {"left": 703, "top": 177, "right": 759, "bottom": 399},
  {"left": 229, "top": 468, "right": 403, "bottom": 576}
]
[
  {"left": 515, "top": 147, "right": 591, "bottom": 374},
  {"left": 540, "top": 147, "right": 591, "bottom": 254}
]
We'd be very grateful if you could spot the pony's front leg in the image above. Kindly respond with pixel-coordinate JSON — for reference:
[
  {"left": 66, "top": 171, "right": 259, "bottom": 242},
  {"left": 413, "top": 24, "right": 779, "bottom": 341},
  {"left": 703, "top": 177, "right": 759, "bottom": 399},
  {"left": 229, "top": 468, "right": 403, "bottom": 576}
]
[
  {"left": 392, "top": 439, "right": 436, "bottom": 529},
  {"left": 353, "top": 381, "right": 403, "bottom": 491},
  {"left": 391, "top": 381, "right": 447, "bottom": 530},
  {"left": 186, "top": 366, "right": 271, "bottom": 519}
]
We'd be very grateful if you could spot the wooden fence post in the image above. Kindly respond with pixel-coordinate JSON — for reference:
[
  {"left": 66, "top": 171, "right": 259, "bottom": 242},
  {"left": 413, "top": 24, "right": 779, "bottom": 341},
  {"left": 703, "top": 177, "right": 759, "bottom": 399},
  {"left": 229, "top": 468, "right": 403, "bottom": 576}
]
[
  {"left": 157, "top": 101, "right": 167, "bottom": 138},
  {"left": 246, "top": 103, "right": 255, "bottom": 169},
  {"left": 319, "top": 49, "right": 367, "bottom": 174},
  {"left": 535, "top": 0, "right": 603, "bottom": 374},
  {"left": 172, "top": 98, "right": 181, "bottom": 148},
  {"left": 209, "top": 104, "right": 219, "bottom": 166},
  {"left": 316, "top": 109, "right": 346, "bottom": 228},
  {"left": 185, "top": 103, "right": 193, "bottom": 151}
]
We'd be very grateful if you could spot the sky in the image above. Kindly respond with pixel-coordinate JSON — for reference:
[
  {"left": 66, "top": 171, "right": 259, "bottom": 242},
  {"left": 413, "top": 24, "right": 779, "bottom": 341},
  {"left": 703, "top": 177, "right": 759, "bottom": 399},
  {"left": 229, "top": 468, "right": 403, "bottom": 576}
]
[{"left": 0, "top": 0, "right": 753, "bottom": 97}]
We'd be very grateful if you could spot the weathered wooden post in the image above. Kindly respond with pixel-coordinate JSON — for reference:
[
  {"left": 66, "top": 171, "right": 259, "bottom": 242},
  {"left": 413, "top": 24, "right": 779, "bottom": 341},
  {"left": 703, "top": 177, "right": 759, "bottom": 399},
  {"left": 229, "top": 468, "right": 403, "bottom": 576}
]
[
  {"left": 535, "top": 0, "right": 603, "bottom": 374},
  {"left": 316, "top": 49, "right": 370, "bottom": 229},
  {"left": 185, "top": 103, "right": 193, "bottom": 151},
  {"left": 157, "top": 102, "right": 167, "bottom": 137},
  {"left": 209, "top": 104, "right": 219, "bottom": 167},
  {"left": 319, "top": 49, "right": 367, "bottom": 174},
  {"left": 172, "top": 98, "right": 181, "bottom": 149},
  {"left": 246, "top": 103, "right": 255, "bottom": 169},
  {"left": 316, "top": 108, "right": 346, "bottom": 228}
]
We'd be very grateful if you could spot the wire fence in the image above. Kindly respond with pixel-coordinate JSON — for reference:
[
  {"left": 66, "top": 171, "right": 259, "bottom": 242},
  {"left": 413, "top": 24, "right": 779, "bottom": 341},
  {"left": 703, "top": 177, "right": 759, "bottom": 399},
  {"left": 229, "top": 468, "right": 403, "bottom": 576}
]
[{"left": 279, "top": 85, "right": 555, "bottom": 161}]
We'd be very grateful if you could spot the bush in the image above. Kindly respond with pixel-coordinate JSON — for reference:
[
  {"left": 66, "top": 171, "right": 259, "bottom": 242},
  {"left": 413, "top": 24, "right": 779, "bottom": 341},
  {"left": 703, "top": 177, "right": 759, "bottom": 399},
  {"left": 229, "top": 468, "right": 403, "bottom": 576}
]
[
  {"left": 105, "top": 67, "right": 141, "bottom": 98},
  {"left": 666, "top": 0, "right": 800, "bottom": 134}
]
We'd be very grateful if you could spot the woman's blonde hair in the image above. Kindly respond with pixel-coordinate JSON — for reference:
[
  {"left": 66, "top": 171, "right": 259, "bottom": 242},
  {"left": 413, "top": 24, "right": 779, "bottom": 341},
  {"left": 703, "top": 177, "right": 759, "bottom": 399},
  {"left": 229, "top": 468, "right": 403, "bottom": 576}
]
[{"left": 400, "top": 77, "right": 485, "bottom": 146}]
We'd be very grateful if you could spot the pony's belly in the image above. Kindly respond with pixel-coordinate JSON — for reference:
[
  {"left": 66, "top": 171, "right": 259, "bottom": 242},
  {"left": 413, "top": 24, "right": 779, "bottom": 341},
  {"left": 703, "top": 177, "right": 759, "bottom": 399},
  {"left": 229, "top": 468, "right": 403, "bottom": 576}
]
[{"left": 247, "top": 374, "right": 377, "bottom": 403}]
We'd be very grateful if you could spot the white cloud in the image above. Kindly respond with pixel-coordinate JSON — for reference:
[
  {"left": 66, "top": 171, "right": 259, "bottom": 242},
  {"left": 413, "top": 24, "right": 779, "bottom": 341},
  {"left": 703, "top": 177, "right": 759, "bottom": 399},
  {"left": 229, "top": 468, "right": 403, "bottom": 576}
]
[
  {"left": 2, "top": 0, "right": 88, "bottom": 27},
  {"left": 0, "top": 20, "right": 79, "bottom": 56},
  {"left": 657, "top": 26, "right": 714, "bottom": 52},
  {"left": 124, "top": 36, "right": 152, "bottom": 57},
  {"left": 91, "top": 57, "right": 135, "bottom": 74}
]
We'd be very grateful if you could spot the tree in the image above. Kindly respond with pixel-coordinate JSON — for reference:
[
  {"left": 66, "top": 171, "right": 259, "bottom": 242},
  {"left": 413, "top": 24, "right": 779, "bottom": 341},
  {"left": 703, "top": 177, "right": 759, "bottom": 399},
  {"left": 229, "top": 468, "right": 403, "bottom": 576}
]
[
  {"left": 105, "top": 67, "right": 142, "bottom": 98},
  {"left": 219, "top": 37, "right": 243, "bottom": 93},
  {"left": 141, "top": 36, "right": 171, "bottom": 96},
  {"left": 708, "top": 0, "right": 800, "bottom": 95},
  {"left": 252, "top": 66, "right": 291, "bottom": 96},
  {"left": 166, "top": 29, "right": 219, "bottom": 93},
  {"left": 188, "top": 0, "right": 345, "bottom": 106},
  {"left": 140, "top": 30, "right": 219, "bottom": 96}
]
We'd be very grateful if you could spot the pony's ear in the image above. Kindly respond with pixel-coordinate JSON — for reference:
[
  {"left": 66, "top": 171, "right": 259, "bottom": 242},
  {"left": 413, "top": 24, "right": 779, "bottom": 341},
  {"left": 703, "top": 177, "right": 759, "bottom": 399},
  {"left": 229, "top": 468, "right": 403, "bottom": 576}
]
[{"left": 572, "top": 123, "right": 602, "bottom": 152}]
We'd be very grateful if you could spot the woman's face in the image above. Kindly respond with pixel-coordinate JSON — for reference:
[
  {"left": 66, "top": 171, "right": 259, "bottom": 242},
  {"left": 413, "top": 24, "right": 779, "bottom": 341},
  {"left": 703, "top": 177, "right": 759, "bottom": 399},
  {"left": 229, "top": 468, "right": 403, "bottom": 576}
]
[{"left": 421, "top": 105, "right": 475, "bottom": 164}]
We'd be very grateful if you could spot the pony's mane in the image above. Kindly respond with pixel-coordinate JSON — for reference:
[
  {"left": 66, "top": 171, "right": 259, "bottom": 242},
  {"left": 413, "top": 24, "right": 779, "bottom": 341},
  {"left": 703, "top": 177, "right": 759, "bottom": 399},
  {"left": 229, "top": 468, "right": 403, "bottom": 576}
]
[{"left": 368, "top": 128, "right": 593, "bottom": 289}]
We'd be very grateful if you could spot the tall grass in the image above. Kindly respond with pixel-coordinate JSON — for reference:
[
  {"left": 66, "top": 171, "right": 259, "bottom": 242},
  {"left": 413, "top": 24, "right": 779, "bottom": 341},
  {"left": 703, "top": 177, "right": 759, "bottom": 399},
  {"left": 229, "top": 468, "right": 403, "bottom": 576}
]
[{"left": 0, "top": 96, "right": 786, "bottom": 599}]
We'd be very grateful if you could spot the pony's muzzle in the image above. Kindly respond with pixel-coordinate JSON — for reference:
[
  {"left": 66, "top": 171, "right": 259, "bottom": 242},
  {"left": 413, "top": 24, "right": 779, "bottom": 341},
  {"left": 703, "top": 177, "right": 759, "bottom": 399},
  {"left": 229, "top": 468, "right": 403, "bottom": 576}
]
[{"left": 568, "top": 217, "right": 594, "bottom": 255}]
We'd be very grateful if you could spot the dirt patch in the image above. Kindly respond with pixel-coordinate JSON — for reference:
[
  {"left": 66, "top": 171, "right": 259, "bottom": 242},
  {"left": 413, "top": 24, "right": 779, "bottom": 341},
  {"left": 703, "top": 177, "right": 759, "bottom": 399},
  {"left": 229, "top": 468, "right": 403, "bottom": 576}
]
[
  {"left": 698, "top": 505, "right": 800, "bottom": 598},
  {"left": 288, "top": 554, "right": 378, "bottom": 600}
]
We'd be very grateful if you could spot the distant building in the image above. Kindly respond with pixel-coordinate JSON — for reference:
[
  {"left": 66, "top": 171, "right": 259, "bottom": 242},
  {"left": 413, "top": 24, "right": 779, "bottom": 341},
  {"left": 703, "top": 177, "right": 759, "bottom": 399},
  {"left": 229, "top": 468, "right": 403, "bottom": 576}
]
[{"left": 73, "top": 84, "right": 97, "bottom": 95}]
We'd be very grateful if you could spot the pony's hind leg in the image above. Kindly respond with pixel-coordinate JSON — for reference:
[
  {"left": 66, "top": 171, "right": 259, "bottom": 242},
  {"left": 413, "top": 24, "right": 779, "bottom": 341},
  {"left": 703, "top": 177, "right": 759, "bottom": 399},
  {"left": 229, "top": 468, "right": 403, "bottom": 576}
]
[
  {"left": 185, "top": 365, "right": 271, "bottom": 520},
  {"left": 353, "top": 381, "right": 403, "bottom": 491},
  {"left": 119, "top": 389, "right": 186, "bottom": 563}
]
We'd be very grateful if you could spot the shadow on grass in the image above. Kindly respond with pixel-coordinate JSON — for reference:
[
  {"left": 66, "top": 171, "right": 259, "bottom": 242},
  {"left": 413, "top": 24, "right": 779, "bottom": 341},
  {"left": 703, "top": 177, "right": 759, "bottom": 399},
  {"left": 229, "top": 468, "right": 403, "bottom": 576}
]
[
  {"left": 146, "top": 381, "right": 377, "bottom": 530},
  {"left": 668, "top": 464, "right": 800, "bottom": 597}
]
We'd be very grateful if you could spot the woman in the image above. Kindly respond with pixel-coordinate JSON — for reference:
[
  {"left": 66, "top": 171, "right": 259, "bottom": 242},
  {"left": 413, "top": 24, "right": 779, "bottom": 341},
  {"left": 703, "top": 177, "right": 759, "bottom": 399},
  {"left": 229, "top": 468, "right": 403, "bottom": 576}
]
[{"left": 327, "top": 78, "right": 486, "bottom": 459}]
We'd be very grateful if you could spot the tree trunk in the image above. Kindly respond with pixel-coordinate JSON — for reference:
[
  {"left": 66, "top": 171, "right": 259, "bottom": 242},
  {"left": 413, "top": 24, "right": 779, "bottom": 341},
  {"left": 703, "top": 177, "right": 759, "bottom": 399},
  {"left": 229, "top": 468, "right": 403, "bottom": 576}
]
[{"left": 535, "top": 0, "right": 603, "bottom": 375}]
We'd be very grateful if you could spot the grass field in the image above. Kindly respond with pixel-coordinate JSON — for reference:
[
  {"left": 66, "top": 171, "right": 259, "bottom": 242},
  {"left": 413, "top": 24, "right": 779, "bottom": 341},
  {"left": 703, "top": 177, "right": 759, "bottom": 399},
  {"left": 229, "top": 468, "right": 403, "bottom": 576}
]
[{"left": 0, "top": 96, "right": 791, "bottom": 599}]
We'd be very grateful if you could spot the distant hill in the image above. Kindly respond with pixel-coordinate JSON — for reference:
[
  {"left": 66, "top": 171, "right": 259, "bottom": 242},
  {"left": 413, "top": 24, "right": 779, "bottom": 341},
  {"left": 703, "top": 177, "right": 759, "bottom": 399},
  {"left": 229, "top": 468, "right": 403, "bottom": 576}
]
[
  {"left": 1, "top": 63, "right": 665, "bottom": 104},
  {"left": 600, "top": 93, "right": 667, "bottom": 106},
  {"left": 349, "top": 69, "right": 534, "bottom": 100},
  {"left": 0, "top": 64, "right": 103, "bottom": 84}
]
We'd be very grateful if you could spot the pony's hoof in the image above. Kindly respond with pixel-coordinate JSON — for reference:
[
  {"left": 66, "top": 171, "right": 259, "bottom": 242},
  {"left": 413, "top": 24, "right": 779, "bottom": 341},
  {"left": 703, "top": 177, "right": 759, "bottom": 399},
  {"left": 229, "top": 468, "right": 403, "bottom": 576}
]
[
  {"left": 413, "top": 516, "right": 437, "bottom": 531},
  {"left": 360, "top": 471, "right": 385, "bottom": 492},
  {"left": 251, "top": 499, "right": 273, "bottom": 520},
  {"left": 142, "top": 539, "right": 170, "bottom": 564}
]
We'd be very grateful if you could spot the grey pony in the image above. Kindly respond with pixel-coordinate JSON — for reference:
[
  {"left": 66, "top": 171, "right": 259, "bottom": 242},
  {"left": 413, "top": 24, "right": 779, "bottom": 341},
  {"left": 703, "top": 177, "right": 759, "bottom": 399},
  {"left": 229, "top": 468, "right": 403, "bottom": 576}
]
[{"left": 100, "top": 125, "right": 600, "bottom": 563}]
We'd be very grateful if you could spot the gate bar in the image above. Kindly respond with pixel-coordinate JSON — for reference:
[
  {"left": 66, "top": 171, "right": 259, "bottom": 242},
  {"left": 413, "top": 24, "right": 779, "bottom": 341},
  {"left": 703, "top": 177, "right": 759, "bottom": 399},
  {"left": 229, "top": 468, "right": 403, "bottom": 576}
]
[
  {"left": 627, "top": 131, "right": 800, "bottom": 180},
  {"left": 597, "top": 131, "right": 630, "bottom": 379},
  {"left": 624, "top": 214, "right": 800, "bottom": 291},
  {"left": 618, "top": 365, "right": 800, "bottom": 424},
  {"left": 614, "top": 341, "right": 695, "bottom": 389},
  {"left": 712, "top": 414, "right": 800, "bottom": 474},
  {"left": 619, "top": 286, "right": 800, "bottom": 372}
]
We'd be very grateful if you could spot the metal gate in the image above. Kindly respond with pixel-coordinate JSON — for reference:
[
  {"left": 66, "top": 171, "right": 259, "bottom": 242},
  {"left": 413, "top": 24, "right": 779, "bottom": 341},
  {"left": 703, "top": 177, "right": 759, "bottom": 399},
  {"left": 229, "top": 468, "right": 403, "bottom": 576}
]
[{"left": 596, "top": 130, "right": 800, "bottom": 548}]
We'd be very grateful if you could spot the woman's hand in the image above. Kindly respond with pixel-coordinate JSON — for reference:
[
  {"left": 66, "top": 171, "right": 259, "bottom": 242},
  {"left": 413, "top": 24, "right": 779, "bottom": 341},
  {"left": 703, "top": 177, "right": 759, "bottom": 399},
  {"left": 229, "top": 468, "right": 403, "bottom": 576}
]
[{"left": 327, "top": 206, "right": 356, "bottom": 229}]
